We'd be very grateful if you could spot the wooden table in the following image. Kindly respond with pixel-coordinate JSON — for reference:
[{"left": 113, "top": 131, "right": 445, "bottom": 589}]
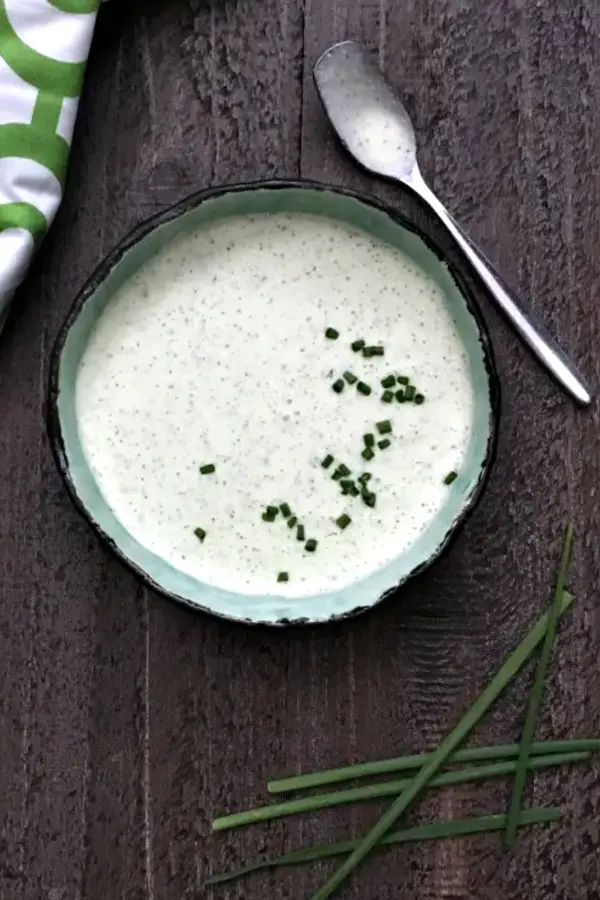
[{"left": 1, "top": 2, "right": 600, "bottom": 898}]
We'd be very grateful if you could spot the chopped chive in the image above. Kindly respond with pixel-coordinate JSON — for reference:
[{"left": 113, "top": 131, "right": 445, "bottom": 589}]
[
  {"left": 444, "top": 471, "right": 458, "bottom": 486},
  {"left": 306, "top": 592, "right": 575, "bottom": 900},
  {"left": 361, "top": 490, "right": 376, "bottom": 508},
  {"left": 381, "top": 390, "right": 394, "bottom": 403},
  {"left": 378, "top": 439, "right": 391, "bottom": 450},
  {"left": 194, "top": 527, "right": 206, "bottom": 543},
  {"left": 343, "top": 371, "right": 358, "bottom": 385},
  {"left": 363, "top": 345, "right": 384, "bottom": 358},
  {"left": 397, "top": 375, "right": 410, "bottom": 385},
  {"left": 345, "top": 484, "right": 360, "bottom": 497},
  {"left": 405, "top": 385, "right": 416, "bottom": 401},
  {"left": 277, "top": 572, "right": 289, "bottom": 583},
  {"left": 381, "top": 375, "right": 396, "bottom": 389},
  {"left": 262, "top": 511, "right": 277, "bottom": 522},
  {"left": 296, "top": 524, "right": 305, "bottom": 542},
  {"left": 414, "top": 393, "right": 425, "bottom": 405},
  {"left": 395, "top": 390, "right": 406, "bottom": 403},
  {"left": 332, "top": 379, "right": 345, "bottom": 394},
  {"left": 325, "top": 327, "right": 339, "bottom": 340},
  {"left": 280, "top": 502, "right": 292, "bottom": 517},
  {"left": 305, "top": 539, "right": 317, "bottom": 552},
  {"left": 363, "top": 433, "right": 375, "bottom": 447},
  {"left": 321, "top": 454, "right": 334, "bottom": 469},
  {"left": 336, "top": 514, "right": 352, "bottom": 530},
  {"left": 358, "top": 472, "right": 372, "bottom": 485},
  {"left": 333, "top": 463, "right": 350, "bottom": 481},
  {"left": 266, "top": 505, "right": 278, "bottom": 518},
  {"left": 288, "top": 516, "right": 298, "bottom": 528},
  {"left": 357, "top": 382, "right": 372, "bottom": 396},
  {"left": 199, "top": 463, "right": 215, "bottom": 475},
  {"left": 361, "top": 447, "right": 374, "bottom": 461},
  {"left": 351, "top": 339, "right": 365, "bottom": 352},
  {"left": 376, "top": 420, "right": 392, "bottom": 435}
]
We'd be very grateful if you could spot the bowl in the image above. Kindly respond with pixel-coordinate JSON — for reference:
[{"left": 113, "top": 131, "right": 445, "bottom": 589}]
[{"left": 48, "top": 180, "right": 500, "bottom": 626}]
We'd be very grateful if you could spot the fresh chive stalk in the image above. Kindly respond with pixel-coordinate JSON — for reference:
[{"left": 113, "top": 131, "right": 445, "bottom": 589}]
[
  {"left": 336, "top": 514, "right": 351, "bottom": 530},
  {"left": 325, "top": 327, "right": 339, "bottom": 340},
  {"left": 361, "top": 447, "right": 374, "bottom": 461},
  {"left": 505, "top": 524, "right": 573, "bottom": 846},
  {"left": 194, "top": 527, "right": 206, "bottom": 543},
  {"left": 357, "top": 382, "right": 372, "bottom": 396},
  {"left": 414, "top": 393, "right": 425, "bottom": 405},
  {"left": 351, "top": 339, "right": 365, "bottom": 352},
  {"left": 343, "top": 371, "right": 357, "bottom": 385},
  {"left": 444, "top": 471, "right": 458, "bottom": 486},
  {"left": 321, "top": 454, "right": 334, "bottom": 469},
  {"left": 287, "top": 516, "right": 298, "bottom": 529},
  {"left": 206, "top": 809, "right": 561, "bottom": 886},
  {"left": 211, "top": 751, "right": 583, "bottom": 831},
  {"left": 277, "top": 572, "right": 289, "bottom": 583},
  {"left": 305, "top": 539, "right": 317, "bottom": 552},
  {"left": 397, "top": 375, "right": 410, "bottom": 385},
  {"left": 363, "top": 433, "right": 375, "bottom": 447},
  {"left": 199, "top": 463, "right": 215, "bottom": 475},
  {"left": 280, "top": 503, "right": 292, "bottom": 518},
  {"left": 363, "top": 345, "right": 384, "bottom": 358},
  {"left": 361, "top": 490, "right": 376, "bottom": 508},
  {"left": 332, "top": 379, "right": 344, "bottom": 394},
  {"left": 381, "top": 391, "right": 394, "bottom": 403},
  {"left": 296, "top": 524, "right": 305, "bottom": 542},
  {"left": 376, "top": 420, "right": 392, "bottom": 435},
  {"left": 395, "top": 390, "right": 406, "bottom": 403},
  {"left": 308, "top": 589, "right": 575, "bottom": 900},
  {"left": 378, "top": 439, "right": 391, "bottom": 450},
  {"left": 381, "top": 375, "right": 396, "bottom": 389}
]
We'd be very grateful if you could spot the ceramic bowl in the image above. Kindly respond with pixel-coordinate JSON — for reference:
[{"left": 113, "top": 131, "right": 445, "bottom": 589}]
[{"left": 48, "top": 181, "right": 500, "bottom": 626}]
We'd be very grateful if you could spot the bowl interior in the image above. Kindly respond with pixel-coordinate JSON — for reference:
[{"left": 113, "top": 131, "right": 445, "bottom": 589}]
[{"left": 51, "top": 183, "right": 498, "bottom": 625}]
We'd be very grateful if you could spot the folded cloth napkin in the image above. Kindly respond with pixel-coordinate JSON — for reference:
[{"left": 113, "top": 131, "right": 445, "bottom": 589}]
[{"left": 0, "top": 0, "right": 100, "bottom": 331}]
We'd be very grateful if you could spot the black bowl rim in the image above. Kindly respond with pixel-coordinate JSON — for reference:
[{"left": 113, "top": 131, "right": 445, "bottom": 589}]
[{"left": 47, "top": 178, "right": 501, "bottom": 628}]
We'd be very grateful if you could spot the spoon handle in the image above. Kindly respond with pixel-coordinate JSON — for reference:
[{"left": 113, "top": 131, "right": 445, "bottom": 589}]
[{"left": 408, "top": 168, "right": 591, "bottom": 406}]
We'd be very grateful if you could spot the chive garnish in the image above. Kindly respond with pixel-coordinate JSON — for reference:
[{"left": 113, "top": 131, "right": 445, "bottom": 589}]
[
  {"left": 363, "top": 433, "right": 375, "bottom": 447},
  {"left": 277, "top": 572, "right": 289, "bottom": 583},
  {"left": 194, "top": 527, "right": 206, "bottom": 543},
  {"left": 358, "top": 473, "right": 372, "bottom": 484},
  {"left": 206, "top": 809, "right": 560, "bottom": 884},
  {"left": 361, "top": 490, "right": 376, "bottom": 508},
  {"left": 361, "top": 447, "right": 374, "bottom": 461},
  {"left": 405, "top": 385, "right": 416, "bottom": 401},
  {"left": 357, "top": 382, "right": 372, "bottom": 396},
  {"left": 351, "top": 339, "right": 365, "bottom": 352},
  {"left": 381, "top": 375, "right": 396, "bottom": 389},
  {"left": 414, "top": 393, "right": 425, "bottom": 405},
  {"left": 336, "top": 514, "right": 351, "bottom": 530},
  {"left": 333, "top": 463, "right": 350, "bottom": 481},
  {"left": 307, "top": 591, "right": 575, "bottom": 900},
  {"left": 363, "top": 345, "right": 384, "bottom": 358},
  {"left": 381, "top": 390, "right": 394, "bottom": 403},
  {"left": 395, "top": 390, "right": 406, "bottom": 403},
  {"left": 280, "top": 502, "right": 292, "bottom": 517},
  {"left": 305, "top": 539, "right": 317, "bottom": 552},
  {"left": 378, "top": 439, "right": 391, "bottom": 450},
  {"left": 262, "top": 511, "right": 277, "bottom": 522},
  {"left": 376, "top": 420, "right": 392, "bottom": 435},
  {"left": 199, "top": 463, "right": 215, "bottom": 475},
  {"left": 505, "top": 524, "right": 573, "bottom": 847},
  {"left": 343, "top": 371, "right": 358, "bottom": 385},
  {"left": 296, "top": 524, "right": 305, "bottom": 542},
  {"left": 321, "top": 454, "right": 334, "bottom": 469},
  {"left": 325, "top": 327, "right": 339, "bottom": 340},
  {"left": 287, "top": 516, "right": 297, "bottom": 528},
  {"left": 397, "top": 375, "right": 410, "bottom": 385},
  {"left": 340, "top": 479, "right": 357, "bottom": 495},
  {"left": 332, "top": 379, "right": 344, "bottom": 394},
  {"left": 266, "top": 505, "right": 278, "bottom": 518},
  {"left": 444, "top": 471, "right": 458, "bottom": 485}
]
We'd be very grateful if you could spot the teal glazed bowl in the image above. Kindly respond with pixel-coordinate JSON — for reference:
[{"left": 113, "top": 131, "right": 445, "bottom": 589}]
[{"left": 48, "top": 181, "right": 500, "bottom": 626}]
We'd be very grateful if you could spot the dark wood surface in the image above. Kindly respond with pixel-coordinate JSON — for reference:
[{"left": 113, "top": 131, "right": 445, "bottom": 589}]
[{"left": 2, "top": 1, "right": 600, "bottom": 898}]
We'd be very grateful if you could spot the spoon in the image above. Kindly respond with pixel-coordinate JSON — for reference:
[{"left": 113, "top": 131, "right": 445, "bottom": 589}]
[{"left": 314, "top": 41, "right": 591, "bottom": 406}]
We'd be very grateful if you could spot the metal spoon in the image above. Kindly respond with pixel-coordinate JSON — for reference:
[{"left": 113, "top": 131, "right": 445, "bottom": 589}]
[{"left": 314, "top": 40, "right": 592, "bottom": 406}]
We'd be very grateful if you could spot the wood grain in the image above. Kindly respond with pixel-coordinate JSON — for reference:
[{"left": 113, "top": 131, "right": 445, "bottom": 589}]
[{"left": 1, "top": 1, "right": 599, "bottom": 898}]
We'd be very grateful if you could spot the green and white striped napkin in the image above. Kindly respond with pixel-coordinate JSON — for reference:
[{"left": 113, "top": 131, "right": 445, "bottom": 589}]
[{"left": 0, "top": 0, "right": 101, "bottom": 331}]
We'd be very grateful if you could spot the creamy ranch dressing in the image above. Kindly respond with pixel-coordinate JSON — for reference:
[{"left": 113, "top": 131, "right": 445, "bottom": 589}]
[{"left": 76, "top": 213, "right": 475, "bottom": 596}]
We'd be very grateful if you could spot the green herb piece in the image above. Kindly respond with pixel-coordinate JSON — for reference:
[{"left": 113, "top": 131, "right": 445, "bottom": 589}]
[
  {"left": 277, "top": 572, "right": 289, "bottom": 583},
  {"left": 444, "top": 471, "right": 458, "bottom": 486},
  {"left": 340, "top": 479, "right": 358, "bottom": 496},
  {"left": 280, "top": 502, "right": 292, "bottom": 518},
  {"left": 194, "top": 527, "right": 206, "bottom": 543},
  {"left": 332, "top": 379, "right": 345, "bottom": 394},
  {"left": 381, "top": 375, "right": 396, "bottom": 389},
  {"left": 333, "top": 463, "right": 350, "bottom": 481},
  {"left": 361, "top": 490, "right": 376, "bottom": 508},
  {"left": 357, "top": 382, "right": 372, "bottom": 396},
  {"left": 266, "top": 505, "right": 278, "bottom": 518},
  {"left": 287, "top": 516, "right": 298, "bottom": 528},
  {"left": 405, "top": 384, "right": 416, "bottom": 402},
  {"left": 397, "top": 375, "right": 410, "bottom": 385},
  {"left": 199, "top": 463, "right": 215, "bottom": 475},
  {"left": 376, "top": 420, "right": 392, "bottom": 435},
  {"left": 206, "top": 809, "right": 561, "bottom": 885},
  {"left": 211, "top": 751, "right": 580, "bottom": 832},
  {"left": 395, "top": 390, "right": 406, "bottom": 403},
  {"left": 363, "top": 345, "right": 384, "bottom": 358},
  {"left": 351, "top": 339, "right": 365, "bottom": 353},
  {"left": 268, "top": 737, "right": 600, "bottom": 793},
  {"left": 308, "top": 590, "right": 575, "bottom": 900},
  {"left": 343, "top": 371, "right": 358, "bottom": 385},
  {"left": 361, "top": 447, "right": 374, "bottom": 461},
  {"left": 363, "top": 433, "right": 375, "bottom": 448},
  {"left": 262, "top": 510, "right": 277, "bottom": 522},
  {"left": 414, "top": 393, "right": 425, "bottom": 405},
  {"left": 325, "top": 327, "right": 339, "bottom": 340},
  {"left": 358, "top": 473, "right": 372, "bottom": 485},
  {"left": 378, "top": 439, "right": 391, "bottom": 450},
  {"left": 321, "top": 454, "right": 334, "bottom": 469},
  {"left": 505, "top": 524, "right": 573, "bottom": 847},
  {"left": 381, "top": 391, "right": 394, "bottom": 403},
  {"left": 296, "top": 524, "right": 305, "bottom": 542},
  {"left": 336, "top": 514, "right": 352, "bottom": 530},
  {"left": 305, "top": 539, "right": 317, "bottom": 553}
]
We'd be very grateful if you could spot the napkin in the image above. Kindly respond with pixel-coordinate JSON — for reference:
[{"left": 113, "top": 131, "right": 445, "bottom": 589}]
[{"left": 0, "top": 0, "right": 100, "bottom": 331}]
